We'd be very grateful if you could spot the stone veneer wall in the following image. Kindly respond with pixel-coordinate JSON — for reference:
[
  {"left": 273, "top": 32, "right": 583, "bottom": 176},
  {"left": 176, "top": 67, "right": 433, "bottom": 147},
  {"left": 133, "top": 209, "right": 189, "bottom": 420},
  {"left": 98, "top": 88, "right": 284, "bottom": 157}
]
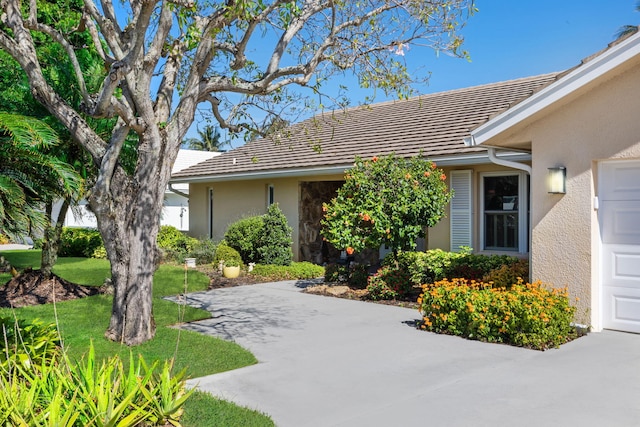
[{"left": 298, "top": 181, "right": 343, "bottom": 264}]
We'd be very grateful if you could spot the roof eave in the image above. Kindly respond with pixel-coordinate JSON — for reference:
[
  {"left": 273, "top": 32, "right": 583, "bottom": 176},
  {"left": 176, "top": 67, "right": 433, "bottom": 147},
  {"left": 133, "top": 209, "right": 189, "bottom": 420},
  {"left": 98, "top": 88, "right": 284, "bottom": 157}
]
[
  {"left": 170, "top": 151, "right": 532, "bottom": 184},
  {"left": 468, "top": 32, "right": 640, "bottom": 146}
]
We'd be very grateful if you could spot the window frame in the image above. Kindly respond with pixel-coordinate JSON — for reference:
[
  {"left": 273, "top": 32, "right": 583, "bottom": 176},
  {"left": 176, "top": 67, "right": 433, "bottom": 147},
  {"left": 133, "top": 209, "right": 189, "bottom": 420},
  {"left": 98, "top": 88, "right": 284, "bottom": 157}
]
[
  {"left": 266, "top": 183, "right": 275, "bottom": 208},
  {"left": 479, "top": 171, "right": 529, "bottom": 254}
]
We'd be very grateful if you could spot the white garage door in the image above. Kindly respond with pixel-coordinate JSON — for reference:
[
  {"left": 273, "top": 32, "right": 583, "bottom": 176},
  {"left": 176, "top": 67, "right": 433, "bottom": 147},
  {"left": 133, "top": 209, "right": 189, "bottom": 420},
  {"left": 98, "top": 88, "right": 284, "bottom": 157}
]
[{"left": 600, "top": 160, "right": 640, "bottom": 333}]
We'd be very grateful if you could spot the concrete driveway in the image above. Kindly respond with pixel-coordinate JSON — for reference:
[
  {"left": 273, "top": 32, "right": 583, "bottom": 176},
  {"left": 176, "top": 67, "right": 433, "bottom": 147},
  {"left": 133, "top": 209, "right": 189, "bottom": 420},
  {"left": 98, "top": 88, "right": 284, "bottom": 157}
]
[{"left": 173, "top": 281, "right": 640, "bottom": 427}]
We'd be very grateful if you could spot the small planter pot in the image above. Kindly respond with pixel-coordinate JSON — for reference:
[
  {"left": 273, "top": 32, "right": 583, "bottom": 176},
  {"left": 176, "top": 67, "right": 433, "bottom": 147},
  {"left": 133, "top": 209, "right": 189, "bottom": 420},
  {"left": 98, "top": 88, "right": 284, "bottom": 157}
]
[
  {"left": 223, "top": 266, "right": 240, "bottom": 278},
  {"left": 185, "top": 258, "right": 196, "bottom": 268}
]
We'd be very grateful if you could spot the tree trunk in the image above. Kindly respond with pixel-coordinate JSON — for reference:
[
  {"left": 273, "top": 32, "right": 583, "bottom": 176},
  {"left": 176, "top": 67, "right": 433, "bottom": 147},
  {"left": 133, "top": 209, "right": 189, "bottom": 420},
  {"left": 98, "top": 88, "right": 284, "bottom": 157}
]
[
  {"left": 94, "top": 144, "right": 173, "bottom": 346},
  {"left": 41, "top": 199, "right": 70, "bottom": 279}
]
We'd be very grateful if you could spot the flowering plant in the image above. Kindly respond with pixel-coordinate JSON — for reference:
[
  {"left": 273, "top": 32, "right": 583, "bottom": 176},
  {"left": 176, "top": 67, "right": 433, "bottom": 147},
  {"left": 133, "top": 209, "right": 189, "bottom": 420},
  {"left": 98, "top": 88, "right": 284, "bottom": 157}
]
[
  {"left": 418, "top": 278, "right": 578, "bottom": 350},
  {"left": 321, "top": 153, "right": 452, "bottom": 259}
]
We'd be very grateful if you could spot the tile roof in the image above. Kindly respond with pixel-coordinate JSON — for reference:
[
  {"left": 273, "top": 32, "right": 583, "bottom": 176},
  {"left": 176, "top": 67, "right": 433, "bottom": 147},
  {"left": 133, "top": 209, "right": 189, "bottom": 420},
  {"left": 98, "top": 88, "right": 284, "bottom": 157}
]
[{"left": 173, "top": 73, "right": 560, "bottom": 181}]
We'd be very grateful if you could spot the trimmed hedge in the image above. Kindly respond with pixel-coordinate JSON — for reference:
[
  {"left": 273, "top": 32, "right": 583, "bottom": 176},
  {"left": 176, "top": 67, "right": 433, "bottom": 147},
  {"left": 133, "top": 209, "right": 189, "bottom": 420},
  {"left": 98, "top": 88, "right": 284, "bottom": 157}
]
[{"left": 249, "top": 262, "right": 324, "bottom": 281}]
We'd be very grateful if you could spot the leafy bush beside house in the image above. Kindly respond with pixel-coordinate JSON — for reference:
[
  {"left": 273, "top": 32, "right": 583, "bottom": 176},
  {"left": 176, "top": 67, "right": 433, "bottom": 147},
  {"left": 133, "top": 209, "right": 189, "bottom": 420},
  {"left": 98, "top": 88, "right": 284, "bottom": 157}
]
[
  {"left": 382, "top": 248, "right": 526, "bottom": 286},
  {"left": 224, "top": 204, "right": 293, "bottom": 266},
  {"left": 224, "top": 215, "right": 264, "bottom": 264},
  {"left": 257, "top": 203, "right": 293, "bottom": 266},
  {"left": 321, "top": 153, "right": 452, "bottom": 260}
]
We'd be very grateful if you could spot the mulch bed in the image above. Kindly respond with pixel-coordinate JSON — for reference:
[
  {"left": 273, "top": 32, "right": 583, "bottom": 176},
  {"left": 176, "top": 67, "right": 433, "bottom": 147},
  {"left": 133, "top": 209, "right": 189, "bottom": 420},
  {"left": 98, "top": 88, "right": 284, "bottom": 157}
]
[{"left": 0, "top": 269, "right": 101, "bottom": 308}]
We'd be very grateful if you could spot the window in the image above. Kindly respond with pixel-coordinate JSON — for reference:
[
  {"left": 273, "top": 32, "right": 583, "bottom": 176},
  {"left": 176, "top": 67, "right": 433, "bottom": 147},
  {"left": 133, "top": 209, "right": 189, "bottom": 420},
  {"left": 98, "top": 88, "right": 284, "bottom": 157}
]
[
  {"left": 481, "top": 172, "right": 529, "bottom": 253},
  {"left": 207, "top": 188, "right": 214, "bottom": 239},
  {"left": 266, "top": 184, "right": 275, "bottom": 207}
]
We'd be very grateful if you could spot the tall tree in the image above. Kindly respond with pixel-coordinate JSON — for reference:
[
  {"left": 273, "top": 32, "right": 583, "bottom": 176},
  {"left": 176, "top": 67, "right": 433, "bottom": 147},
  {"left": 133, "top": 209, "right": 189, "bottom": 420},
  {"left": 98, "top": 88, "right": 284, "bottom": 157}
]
[
  {"left": 182, "top": 125, "right": 225, "bottom": 151},
  {"left": 0, "top": 0, "right": 108, "bottom": 279},
  {"left": 0, "top": 0, "right": 474, "bottom": 345}
]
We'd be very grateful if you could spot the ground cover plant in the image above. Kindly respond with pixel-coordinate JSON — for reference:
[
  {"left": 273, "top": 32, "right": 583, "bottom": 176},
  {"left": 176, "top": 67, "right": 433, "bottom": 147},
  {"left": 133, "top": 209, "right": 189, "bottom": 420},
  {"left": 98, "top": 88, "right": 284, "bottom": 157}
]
[
  {"left": 0, "top": 250, "right": 273, "bottom": 426},
  {"left": 418, "top": 278, "right": 578, "bottom": 350}
]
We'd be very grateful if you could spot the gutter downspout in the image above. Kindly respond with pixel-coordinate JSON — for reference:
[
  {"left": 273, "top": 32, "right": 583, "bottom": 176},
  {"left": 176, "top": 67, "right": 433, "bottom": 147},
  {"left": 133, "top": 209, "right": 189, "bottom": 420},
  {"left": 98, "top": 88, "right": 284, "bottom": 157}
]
[
  {"left": 486, "top": 147, "right": 531, "bottom": 175},
  {"left": 168, "top": 183, "right": 189, "bottom": 199},
  {"left": 464, "top": 136, "right": 532, "bottom": 174},
  {"left": 464, "top": 136, "right": 532, "bottom": 276}
]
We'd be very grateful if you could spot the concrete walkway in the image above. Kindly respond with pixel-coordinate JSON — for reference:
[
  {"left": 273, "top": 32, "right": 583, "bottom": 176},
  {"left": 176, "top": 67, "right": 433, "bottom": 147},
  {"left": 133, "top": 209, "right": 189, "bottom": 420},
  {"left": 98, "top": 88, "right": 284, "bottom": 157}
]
[{"left": 172, "top": 281, "right": 640, "bottom": 427}]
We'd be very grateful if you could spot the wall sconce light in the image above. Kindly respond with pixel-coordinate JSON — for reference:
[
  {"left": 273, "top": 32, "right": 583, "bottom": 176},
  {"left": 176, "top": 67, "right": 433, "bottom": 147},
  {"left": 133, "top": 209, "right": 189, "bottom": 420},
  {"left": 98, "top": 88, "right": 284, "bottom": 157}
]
[{"left": 548, "top": 167, "right": 566, "bottom": 194}]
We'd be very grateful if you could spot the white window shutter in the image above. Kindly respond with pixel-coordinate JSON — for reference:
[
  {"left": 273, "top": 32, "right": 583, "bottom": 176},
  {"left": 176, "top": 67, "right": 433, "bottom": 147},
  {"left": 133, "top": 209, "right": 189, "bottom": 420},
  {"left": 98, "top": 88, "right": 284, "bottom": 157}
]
[{"left": 450, "top": 170, "right": 472, "bottom": 252}]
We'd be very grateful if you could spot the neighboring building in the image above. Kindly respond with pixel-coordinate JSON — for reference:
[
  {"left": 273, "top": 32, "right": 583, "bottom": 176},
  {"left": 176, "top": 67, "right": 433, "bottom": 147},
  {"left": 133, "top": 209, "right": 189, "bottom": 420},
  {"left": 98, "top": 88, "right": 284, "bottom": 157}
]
[{"left": 61, "top": 149, "right": 219, "bottom": 231}]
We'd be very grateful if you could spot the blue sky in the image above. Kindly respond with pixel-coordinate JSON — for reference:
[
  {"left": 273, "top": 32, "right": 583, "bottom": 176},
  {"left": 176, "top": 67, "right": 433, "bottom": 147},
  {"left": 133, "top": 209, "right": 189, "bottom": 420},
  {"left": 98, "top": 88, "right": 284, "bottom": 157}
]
[
  {"left": 409, "top": 0, "right": 638, "bottom": 95},
  {"left": 190, "top": 1, "right": 639, "bottom": 147}
]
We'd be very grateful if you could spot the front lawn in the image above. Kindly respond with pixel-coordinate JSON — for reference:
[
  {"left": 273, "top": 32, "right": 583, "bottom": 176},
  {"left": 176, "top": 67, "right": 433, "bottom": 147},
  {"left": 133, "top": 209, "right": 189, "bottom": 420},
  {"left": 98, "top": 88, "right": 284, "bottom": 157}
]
[{"left": 0, "top": 249, "right": 274, "bottom": 426}]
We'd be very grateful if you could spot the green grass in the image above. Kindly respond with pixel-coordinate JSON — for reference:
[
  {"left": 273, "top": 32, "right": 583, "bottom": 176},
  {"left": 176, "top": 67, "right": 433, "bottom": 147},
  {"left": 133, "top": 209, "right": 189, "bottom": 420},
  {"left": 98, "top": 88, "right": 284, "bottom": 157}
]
[
  {"left": 182, "top": 390, "right": 275, "bottom": 427},
  {"left": 0, "top": 250, "right": 274, "bottom": 426}
]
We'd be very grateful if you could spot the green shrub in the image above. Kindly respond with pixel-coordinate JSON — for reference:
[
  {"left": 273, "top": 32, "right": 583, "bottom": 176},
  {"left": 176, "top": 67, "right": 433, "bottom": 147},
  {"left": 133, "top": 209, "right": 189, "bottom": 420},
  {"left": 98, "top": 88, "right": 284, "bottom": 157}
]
[
  {"left": 366, "top": 266, "right": 413, "bottom": 300},
  {"left": 418, "top": 278, "right": 577, "bottom": 350},
  {"left": 447, "top": 253, "right": 520, "bottom": 280},
  {"left": 249, "top": 262, "right": 324, "bottom": 281},
  {"left": 0, "top": 234, "right": 9, "bottom": 244},
  {"left": 382, "top": 248, "right": 522, "bottom": 284},
  {"left": 257, "top": 203, "right": 293, "bottom": 266},
  {"left": 324, "top": 263, "right": 370, "bottom": 288},
  {"left": 188, "top": 238, "right": 218, "bottom": 265},
  {"left": 0, "top": 317, "right": 60, "bottom": 372},
  {"left": 348, "top": 264, "right": 370, "bottom": 289},
  {"left": 92, "top": 244, "right": 108, "bottom": 259},
  {"left": 483, "top": 259, "right": 530, "bottom": 289},
  {"left": 324, "top": 263, "right": 348, "bottom": 283},
  {"left": 157, "top": 225, "right": 198, "bottom": 263},
  {"left": 213, "top": 242, "right": 243, "bottom": 268},
  {"left": 59, "top": 227, "right": 103, "bottom": 257},
  {"left": 224, "top": 215, "right": 264, "bottom": 264}
]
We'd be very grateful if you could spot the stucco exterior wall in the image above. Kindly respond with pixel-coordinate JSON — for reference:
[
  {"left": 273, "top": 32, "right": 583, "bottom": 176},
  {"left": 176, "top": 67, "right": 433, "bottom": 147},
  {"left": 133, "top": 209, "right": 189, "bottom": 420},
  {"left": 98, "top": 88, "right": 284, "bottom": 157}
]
[
  {"left": 189, "top": 165, "right": 520, "bottom": 263},
  {"left": 188, "top": 174, "right": 344, "bottom": 261},
  {"left": 495, "top": 63, "right": 640, "bottom": 328}
]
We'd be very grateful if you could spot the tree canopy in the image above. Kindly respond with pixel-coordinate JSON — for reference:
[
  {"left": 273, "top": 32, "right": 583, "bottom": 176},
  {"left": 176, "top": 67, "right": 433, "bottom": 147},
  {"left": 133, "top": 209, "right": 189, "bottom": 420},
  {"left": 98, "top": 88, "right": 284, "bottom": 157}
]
[{"left": 0, "top": 0, "right": 474, "bottom": 345}]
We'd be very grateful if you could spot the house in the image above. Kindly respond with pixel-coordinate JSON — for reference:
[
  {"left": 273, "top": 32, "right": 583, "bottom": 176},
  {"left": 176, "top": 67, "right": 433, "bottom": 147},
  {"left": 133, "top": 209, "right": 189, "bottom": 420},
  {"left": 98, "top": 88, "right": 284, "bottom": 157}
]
[
  {"left": 173, "top": 30, "right": 640, "bottom": 334},
  {"left": 60, "top": 149, "right": 219, "bottom": 231},
  {"left": 171, "top": 73, "right": 559, "bottom": 263},
  {"left": 465, "top": 30, "right": 640, "bottom": 334}
]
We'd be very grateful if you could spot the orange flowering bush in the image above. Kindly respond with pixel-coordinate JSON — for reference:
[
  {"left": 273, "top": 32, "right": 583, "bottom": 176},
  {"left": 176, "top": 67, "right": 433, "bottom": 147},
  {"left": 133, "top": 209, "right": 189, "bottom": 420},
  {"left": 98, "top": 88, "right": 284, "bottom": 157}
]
[
  {"left": 321, "top": 153, "right": 451, "bottom": 260},
  {"left": 418, "top": 278, "right": 577, "bottom": 350}
]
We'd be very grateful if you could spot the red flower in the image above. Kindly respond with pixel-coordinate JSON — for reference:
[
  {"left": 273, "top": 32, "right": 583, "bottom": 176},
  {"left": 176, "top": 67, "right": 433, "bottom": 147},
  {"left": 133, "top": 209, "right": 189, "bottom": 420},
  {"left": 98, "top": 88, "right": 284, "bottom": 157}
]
[
  {"left": 346, "top": 247, "right": 355, "bottom": 255},
  {"left": 424, "top": 171, "right": 431, "bottom": 177},
  {"left": 431, "top": 162, "right": 437, "bottom": 169},
  {"left": 440, "top": 173, "right": 447, "bottom": 181},
  {"left": 372, "top": 156, "right": 379, "bottom": 162}
]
